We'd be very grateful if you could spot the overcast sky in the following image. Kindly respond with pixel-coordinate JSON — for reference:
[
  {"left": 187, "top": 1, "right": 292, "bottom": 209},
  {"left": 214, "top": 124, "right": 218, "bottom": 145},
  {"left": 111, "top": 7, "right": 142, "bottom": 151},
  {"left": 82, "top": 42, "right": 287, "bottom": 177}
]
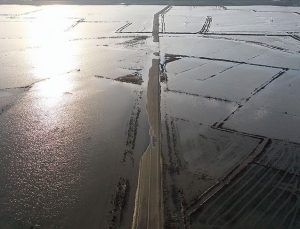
[{"left": 0, "top": 0, "right": 299, "bottom": 6}]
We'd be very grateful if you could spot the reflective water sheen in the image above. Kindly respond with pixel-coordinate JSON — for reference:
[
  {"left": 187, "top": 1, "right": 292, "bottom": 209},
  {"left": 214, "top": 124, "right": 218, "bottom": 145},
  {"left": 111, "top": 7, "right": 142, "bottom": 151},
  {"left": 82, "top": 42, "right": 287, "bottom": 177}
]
[
  {"left": 0, "top": 5, "right": 155, "bottom": 229},
  {"left": 28, "top": 7, "right": 79, "bottom": 78}
]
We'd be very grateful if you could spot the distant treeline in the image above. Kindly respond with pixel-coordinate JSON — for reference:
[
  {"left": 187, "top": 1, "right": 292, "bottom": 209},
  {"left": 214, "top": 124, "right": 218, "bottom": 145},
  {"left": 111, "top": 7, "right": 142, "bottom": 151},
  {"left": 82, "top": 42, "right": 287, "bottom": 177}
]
[{"left": 1, "top": 0, "right": 300, "bottom": 6}]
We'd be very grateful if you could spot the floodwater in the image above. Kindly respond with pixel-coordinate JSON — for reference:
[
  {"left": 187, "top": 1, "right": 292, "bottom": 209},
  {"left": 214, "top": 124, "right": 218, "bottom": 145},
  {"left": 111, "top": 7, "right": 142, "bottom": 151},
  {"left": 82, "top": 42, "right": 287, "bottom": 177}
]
[
  {"left": 0, "top": 5, "right": 161, "bottom": 229},
  {"left": 159, "top": 5, "right": 300, "bottom": 229},
  {"left": 0, "top": 4, "right": 300, "bottom": 229}
]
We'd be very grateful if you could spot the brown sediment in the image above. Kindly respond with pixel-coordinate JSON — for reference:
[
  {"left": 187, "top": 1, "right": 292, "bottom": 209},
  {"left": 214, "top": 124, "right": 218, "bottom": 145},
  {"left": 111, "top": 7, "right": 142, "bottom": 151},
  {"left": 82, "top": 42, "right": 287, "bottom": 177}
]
[
  {"left": 123, "top": 91, "right": 143, "bottom": 165},
  {"left": 115, "top": 73, "right": 143, "bottom": 85},
  {"left": 108, "top": 177, "right": 130, "bottom": 229},
  {"left": 95, "top": 72, "right": 143, "bottom": 85},
  {"left": 117, "top": 36, "right": 148, "bottom": 47}
]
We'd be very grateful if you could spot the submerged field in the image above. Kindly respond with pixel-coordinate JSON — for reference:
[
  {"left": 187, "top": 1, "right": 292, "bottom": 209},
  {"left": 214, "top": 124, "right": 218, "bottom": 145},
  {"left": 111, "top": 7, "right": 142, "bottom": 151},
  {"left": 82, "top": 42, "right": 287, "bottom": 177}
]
[{"left": 0, "top": 4, "right": 299, "bottom": 229}]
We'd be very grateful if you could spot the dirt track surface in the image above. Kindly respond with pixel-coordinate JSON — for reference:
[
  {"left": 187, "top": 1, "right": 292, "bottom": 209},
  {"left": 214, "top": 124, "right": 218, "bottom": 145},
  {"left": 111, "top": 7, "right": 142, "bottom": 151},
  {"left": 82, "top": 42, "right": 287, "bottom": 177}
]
[{"left": 132, "top": 57, "right": 163, "bottom": 228}]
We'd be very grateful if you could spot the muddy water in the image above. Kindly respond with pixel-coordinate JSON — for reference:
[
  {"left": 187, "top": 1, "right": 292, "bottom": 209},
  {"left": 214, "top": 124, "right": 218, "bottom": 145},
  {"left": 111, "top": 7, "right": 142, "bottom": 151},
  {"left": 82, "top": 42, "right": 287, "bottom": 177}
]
[
  {"left": 0, "top": 73, "right": 149, "bottom": 228},
  {"left": 0, "top": 5, "right": 164, "bottom": 229},
  {"left": 1, "top": 4, "right": 300, "bottom": 229},
  {"left": 158, "top": 5, "right": 300, "bottom": 227}
]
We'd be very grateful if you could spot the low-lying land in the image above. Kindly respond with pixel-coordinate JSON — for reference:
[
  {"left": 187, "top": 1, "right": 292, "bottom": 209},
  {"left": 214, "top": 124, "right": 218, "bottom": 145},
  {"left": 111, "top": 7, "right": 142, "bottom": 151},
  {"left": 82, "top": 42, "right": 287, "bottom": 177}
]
[{"left": 0, "top": 3, "right": 299, "bottom": 229}]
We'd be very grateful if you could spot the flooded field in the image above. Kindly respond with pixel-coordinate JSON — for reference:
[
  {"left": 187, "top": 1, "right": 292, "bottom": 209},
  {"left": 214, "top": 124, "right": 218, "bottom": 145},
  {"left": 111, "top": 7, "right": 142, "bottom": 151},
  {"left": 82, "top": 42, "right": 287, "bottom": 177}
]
[
  {"left": 159, "top": 5, "right": 300, "bottom": 229},
  {"left": 0, "top": 5, "right": 160, "bottom": 228},
  {"left": 0, "top": 3, "right": 299, "bottom": 229}
]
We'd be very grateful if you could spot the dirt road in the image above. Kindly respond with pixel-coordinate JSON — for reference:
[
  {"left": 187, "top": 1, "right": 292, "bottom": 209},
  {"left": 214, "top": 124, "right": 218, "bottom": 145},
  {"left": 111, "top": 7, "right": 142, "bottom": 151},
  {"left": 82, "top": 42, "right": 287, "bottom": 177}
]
[
  {"left": 132, "top": 57, "right": 163, "bottom": 229},
  {"left": 131, "top": 6, "right": 171, "bottom": 228}
]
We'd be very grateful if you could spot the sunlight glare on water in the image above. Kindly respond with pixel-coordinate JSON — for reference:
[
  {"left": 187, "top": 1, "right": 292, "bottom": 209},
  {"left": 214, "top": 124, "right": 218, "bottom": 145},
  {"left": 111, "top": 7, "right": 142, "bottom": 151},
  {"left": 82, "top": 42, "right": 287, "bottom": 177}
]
[
  {"left": 26, "top": 6, "right": 79, "bottom": 104},
  {"left": 27, "top": 7, "right": 78, "bottom": 77}
]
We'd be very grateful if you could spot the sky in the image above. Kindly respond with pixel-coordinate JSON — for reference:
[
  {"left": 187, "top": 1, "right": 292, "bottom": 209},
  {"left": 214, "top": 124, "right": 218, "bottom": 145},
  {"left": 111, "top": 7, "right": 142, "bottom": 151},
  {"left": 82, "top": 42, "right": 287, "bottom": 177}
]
[{"left": 0, "top": 0, "right": 299, "bottom": 6}]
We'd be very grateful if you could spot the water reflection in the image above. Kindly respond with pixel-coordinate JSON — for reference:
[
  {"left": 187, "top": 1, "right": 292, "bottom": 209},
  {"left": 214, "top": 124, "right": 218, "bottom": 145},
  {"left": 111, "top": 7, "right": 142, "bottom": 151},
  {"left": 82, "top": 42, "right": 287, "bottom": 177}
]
[
  {"left": 27, "top": 6, "right": 78, "bottom": 104},
  {"left": 36, "top": 76, "right": 74, "bottom": 107}
]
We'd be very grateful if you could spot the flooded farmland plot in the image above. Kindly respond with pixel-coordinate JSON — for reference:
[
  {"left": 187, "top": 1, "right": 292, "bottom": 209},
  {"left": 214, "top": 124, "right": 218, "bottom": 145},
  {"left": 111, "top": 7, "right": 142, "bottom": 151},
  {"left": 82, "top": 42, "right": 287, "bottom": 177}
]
[
  {"left": 160, "top": 5, "right": 300, "bottom": 229},
  {"left": 0, "top": 5, "right": 158, "bottom": 229},
  {"left": 0, "top": 3, "right": 300, "bottom": 229}
]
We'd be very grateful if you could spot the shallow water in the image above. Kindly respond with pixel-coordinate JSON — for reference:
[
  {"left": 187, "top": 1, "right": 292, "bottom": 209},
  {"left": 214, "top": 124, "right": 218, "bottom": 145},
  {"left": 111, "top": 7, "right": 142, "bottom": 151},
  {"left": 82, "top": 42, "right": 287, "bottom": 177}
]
[
  {"left": 0, "top": 4, "right": 300, "bottom": 229},
  {"left": 0, "top": 5, "right": 155, "bottom": 228}
]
